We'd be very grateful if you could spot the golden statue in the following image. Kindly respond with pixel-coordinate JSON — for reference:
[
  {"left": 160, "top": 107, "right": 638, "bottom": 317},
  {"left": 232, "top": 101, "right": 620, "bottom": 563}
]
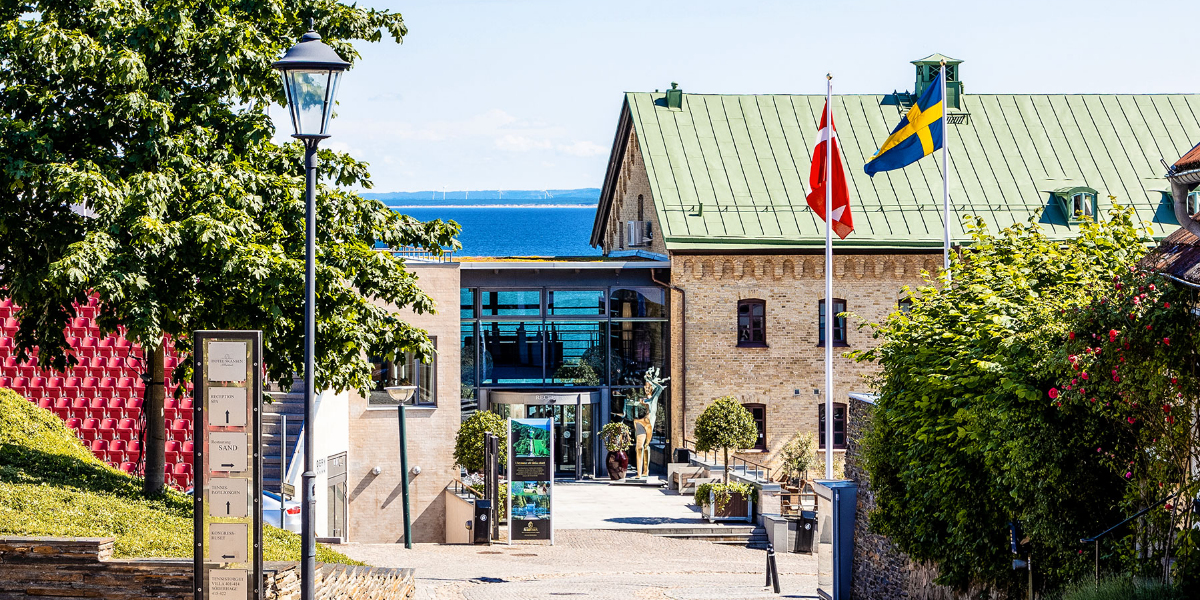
[{"left": 630, "top": 367, "right": 668, "bottom": 479}]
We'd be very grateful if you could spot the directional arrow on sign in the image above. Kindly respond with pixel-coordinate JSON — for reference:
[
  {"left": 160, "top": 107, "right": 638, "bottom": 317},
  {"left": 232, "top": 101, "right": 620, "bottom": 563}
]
[
  {"left": 225, "top": 410, "right": 230, "bottom": 424},
  {"left": 222, "top": 554, "right": 235, "bottom": 560},
  {"left": 221, "top": 463, "right": 235, "bottom": 468},
  {"left": 226, "top": 501, "right": 231, "bottom": 515}
]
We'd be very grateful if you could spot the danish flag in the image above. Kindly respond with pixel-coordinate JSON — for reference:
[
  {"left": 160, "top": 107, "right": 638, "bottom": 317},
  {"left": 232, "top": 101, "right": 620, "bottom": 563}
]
[{"left": 806, "top": 101, "right": 854, "bottom": 239}]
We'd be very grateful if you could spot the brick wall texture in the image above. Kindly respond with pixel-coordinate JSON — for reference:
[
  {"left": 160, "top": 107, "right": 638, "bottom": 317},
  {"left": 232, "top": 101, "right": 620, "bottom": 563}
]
[
  {"left": 0, "top": 536, "right": 414, "bottom": 600},
  {"left": 347, "top": 262, "right": 462, "bottom": 544}
]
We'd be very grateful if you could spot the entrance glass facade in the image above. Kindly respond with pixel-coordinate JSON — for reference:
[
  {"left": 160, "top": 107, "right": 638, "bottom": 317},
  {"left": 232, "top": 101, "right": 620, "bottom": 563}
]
[{"left": 460, "top": 286, "right": 669, "bottom": 477}]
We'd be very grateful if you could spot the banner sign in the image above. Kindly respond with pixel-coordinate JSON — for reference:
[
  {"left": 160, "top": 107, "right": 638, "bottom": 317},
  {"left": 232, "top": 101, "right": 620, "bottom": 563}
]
[
  {"left": 194, "top": 331, "right": 263, "bottom": 600},
  {"left": 507, "top": 418, "right": 553, "bottom": 544}
]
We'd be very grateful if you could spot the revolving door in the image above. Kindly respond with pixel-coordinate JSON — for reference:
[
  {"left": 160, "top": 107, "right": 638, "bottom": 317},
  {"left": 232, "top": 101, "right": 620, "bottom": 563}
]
[{"left": 489, "top": 391, "right": 597, "bottom": 479}]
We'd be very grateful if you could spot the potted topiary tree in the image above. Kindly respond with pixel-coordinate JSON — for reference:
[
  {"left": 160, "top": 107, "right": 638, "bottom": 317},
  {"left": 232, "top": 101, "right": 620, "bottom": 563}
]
[
  {"left": 692, "top": 396, "right": 759, "bottom": 521},
  {"left": 599, "top": 422, "right": 633, "bottom": 480}
]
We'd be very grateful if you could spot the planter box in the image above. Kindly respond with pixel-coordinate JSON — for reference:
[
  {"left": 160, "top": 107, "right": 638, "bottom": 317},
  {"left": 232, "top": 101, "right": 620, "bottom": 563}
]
[{"left": 702, "top": 490, "right": 754, "bottom": 523}]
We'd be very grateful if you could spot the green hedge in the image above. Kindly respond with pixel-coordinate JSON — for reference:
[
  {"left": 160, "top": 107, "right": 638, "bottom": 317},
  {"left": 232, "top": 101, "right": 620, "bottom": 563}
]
[{"left": 0, "top": 388, "right": 360, "bottom": 563}]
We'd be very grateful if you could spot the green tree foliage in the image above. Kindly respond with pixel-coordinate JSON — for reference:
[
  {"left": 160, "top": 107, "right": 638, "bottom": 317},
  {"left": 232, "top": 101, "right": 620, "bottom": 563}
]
[
  {"left": 851, "top": 207, "right": 1152, "bottom": 593},
  {"left": 0, "top": 2, "right": 458, "bottom": 494},
  {"left": 693, "top": 396, "right": 757, "bottom": 483},
  {"left": 453, "top": 411, "right": 506, "bottom": 473}
]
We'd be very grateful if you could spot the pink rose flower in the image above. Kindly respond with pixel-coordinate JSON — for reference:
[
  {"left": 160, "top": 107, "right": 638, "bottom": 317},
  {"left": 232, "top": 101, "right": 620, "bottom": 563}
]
[
  {"left": 1109, "top": 329, "right": 1119, "bottom": 343},
  {"left": 1048, "top": 388, "right": 1059, "bottom": 399}
]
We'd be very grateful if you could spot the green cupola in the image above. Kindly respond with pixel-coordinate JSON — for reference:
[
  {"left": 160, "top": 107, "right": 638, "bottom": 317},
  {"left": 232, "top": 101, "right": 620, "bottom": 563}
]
[{"left": 912, "top": 53, "right": 963, "bottom": 110}]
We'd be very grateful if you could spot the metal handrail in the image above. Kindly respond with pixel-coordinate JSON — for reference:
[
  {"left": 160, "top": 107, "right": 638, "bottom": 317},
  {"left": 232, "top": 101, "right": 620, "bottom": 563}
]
[
  {"left": 450, "top": 478, "right": 484, "bottom": 499},
  {"left": 388, "top": 247, "right": 455, "bottom": 263},
  {"left": 680, "top": 437, "right": 772, "bottom": 482},
  {"left": 1079, "top": 490, "right": 1183, "bottom": 586}
]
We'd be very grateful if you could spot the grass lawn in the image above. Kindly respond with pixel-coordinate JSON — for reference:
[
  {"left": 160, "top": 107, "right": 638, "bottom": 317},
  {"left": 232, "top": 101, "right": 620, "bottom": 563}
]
[{"left": 0, "top": 388, "right": 361, "bottom": 564}]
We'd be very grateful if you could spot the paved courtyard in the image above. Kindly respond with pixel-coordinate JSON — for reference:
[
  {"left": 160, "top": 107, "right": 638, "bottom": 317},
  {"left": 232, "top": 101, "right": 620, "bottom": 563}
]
[
  {"left": 338, "top": 479, "right": 819, "bottom": 599},
  {"left": 342, "top": 529, "right": 818, "bottom": 600}
]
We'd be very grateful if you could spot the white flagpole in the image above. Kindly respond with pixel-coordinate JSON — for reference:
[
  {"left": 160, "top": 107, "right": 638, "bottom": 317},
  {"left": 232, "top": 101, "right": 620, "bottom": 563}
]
[
  {"left": 941, "top": 61, "right": 951, "bottom": 281},
  {"left": 824, "top": 74, "right": 834, "bottom": 480}
]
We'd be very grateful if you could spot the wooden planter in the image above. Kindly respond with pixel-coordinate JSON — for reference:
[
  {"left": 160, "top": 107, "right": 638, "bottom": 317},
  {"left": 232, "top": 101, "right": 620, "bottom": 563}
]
[{"left": 702, "top": 490, "right": 754, "bottom": 522}]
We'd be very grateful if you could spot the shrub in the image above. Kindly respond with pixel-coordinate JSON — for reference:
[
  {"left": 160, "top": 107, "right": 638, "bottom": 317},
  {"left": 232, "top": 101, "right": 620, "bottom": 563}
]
[
  {"left": 693, "top": 396, "right": 757, "bottom": 483},
  {"left": 599, "top": 422, "right": 632, "bottom": 452},
  {"left": 694, "top": 481, "right": 756, "bottom": 512},
  {"left": 453, "top": 410, "right": 507, "bottom": 472}
]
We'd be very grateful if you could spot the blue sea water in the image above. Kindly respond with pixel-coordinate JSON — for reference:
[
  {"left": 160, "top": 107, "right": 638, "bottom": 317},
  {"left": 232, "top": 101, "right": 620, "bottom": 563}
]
[{"left": 395, "top": 206, "right": 602, "bottom": 257}]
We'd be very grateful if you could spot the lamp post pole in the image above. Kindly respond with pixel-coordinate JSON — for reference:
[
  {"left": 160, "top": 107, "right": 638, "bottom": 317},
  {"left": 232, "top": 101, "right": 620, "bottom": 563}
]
[
  {"left": 273, "top": 25, "right": 349, "bottom": 600},
  {"left": 301, "top": 137, "right": 320, "bottom": 600}
]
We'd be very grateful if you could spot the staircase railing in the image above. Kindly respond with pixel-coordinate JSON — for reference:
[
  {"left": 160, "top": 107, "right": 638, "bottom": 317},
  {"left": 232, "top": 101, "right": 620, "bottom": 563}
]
[
  {"left": 1079, "top": 490, "right": 1183, "bottom": 586},
  {"left": 680, "top": 437, "right": 772, "bottom": 482}
]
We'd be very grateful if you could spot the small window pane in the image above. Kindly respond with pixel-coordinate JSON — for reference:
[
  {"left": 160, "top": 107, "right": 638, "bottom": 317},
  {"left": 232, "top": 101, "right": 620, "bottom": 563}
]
[
  {"left": 737, "top": 300, "right": 766, "bottom": 345},
  {"left": 609, "top": 321, "right": 666, "bottom": 386},
  {"left": 547, "top": 321, "right": 605, "bottom": 385},
  {"left": 481, "top": 290, "right": 541, "bottom": 316},
  {"left": 818, "top": 403, "right": 847, "bottom": 450},
  {"left": 460, "top": 288, "right": 475, "bottom": 318},
  {"left": 819, "top": 299, "right": 847, "bottom": 345},
  {"left": 548, "top": 290, "right": 605, "bottom": 316},
  {"left": 610, "top": 288, "right": 666, "bottom": 318},
  {"left": 481, "top": 321, "right": 544, "bottom": 384},
  {"left": 745, "top": 404, "right": 766, "bottom": 450},
  {"left": 369, "top": 339, "right": 436, "bottom": 406}
]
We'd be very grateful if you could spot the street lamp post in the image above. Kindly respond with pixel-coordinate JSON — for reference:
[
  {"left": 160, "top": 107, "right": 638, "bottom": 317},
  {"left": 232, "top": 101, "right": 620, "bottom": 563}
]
[
  {"left": 273, "top": 25, "right": 349, "bottom": 600},
  {"left": 385, "top": 386, "right": 417, "bottom": 549}
]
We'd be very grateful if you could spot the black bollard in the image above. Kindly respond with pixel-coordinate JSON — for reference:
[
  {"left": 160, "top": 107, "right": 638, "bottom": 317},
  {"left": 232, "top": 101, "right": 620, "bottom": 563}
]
[{"left": 766, "top": 543, "right": 781, "bottom": 593}]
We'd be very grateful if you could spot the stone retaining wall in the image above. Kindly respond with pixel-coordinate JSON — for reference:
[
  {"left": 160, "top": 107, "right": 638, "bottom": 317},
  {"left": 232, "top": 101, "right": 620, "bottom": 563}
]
[
  {"left": 845, "top": 397, "right": 998, "bottom": 600},
  {"left": 0, "top": 537, "right": 414, "bottom": 600}
]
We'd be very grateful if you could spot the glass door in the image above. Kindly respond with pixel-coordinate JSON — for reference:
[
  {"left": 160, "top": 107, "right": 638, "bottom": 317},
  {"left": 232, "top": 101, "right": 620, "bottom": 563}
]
[{"left": 526, "top": 404, "right": 594, "bottom": 478}]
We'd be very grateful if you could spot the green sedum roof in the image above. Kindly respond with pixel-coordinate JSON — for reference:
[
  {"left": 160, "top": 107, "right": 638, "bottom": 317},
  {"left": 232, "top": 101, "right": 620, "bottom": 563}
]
[{"left": 619, "top": 91, "right": 1200, "bottom": 250}]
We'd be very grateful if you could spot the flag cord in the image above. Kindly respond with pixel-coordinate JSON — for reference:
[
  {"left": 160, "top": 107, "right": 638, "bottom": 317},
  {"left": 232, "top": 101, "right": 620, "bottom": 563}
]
[{"left": 824, "top": 75, "right": 834, "bottom": 480}]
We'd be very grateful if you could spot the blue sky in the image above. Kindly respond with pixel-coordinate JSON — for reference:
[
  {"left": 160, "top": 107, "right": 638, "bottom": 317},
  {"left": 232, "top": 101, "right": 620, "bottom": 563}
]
[{"left": 277, "top": 0, "right": 1200, "bottom": 193}]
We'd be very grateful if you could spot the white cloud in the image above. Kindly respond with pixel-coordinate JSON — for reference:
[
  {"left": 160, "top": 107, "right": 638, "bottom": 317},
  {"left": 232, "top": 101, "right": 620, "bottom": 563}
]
[{"left": 556, "top": 140, "right": 608, "bottom": 157}]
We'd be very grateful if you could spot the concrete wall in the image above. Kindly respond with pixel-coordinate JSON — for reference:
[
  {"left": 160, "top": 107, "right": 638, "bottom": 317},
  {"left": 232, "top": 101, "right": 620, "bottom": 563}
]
[
  {"left": 0, "top": 536, "right": 415, "bottom": 600},
  {"left": 669, "top": 253, "right": 937, "bottom": 470},
  {"left": 314, "top": 389, "right": 350, "bottom": 538},
  {"left": 347, "top": 262, "right": 462, "bottom": 544}
]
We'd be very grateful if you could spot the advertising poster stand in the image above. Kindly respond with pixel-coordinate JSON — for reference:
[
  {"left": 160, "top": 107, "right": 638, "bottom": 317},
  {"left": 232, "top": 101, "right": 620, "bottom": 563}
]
[
  {"left": 507, "top": 418, "right": 554, "bottom": 545},
  {"left": 193, "top": 331, "right": 264, "bottom": 600}
]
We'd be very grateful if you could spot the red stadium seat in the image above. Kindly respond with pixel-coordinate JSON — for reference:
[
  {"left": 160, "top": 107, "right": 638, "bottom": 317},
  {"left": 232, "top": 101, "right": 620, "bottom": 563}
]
[
  {"left": 106, "top": 397, "right": 125, "bottom": 419},
  {"left": 46, "top": 376, "right": 64, "bottom": 396},
  {"left": 126, "top": 439, "right": 141, "bottom": 457},
  {"left": 99, "top": 418, "right": 117, "bottom": 437},
  {"left": 80, "top": 376, "right": 98, "bottom": 396},
  {"left": 65, "top": 417, "right": 82, "bottom": 431},
  {"left": 53, "top": 397, "right": 72, "bottom": 419},
  {"left": 9, "top": 376, "right": 27, "bottom": 394},
  {"left": 170, "top": 418, "right": 190, "bottom": 433},
  {"left": 90, "top": 439, "right": 107, "bottom": 453},
  {"left": 116, "top": 418, "right": 136, "bottom": 441},
  {"left": 182, "top": 441, "right": 195, "bottom": 464},
  {"left": 164, "top": 440, "right": 181, "bottom": 464},
  {"left": 0, "top": 376, "right": 10, "bottom": 388},
  {"left": 61, "top": 376, "right": 80, "bottom": 398},
  {"left": 88, "top": 397, "right": 108, "bottom": 420},
  {"left": 80, "top": 418, "right": 100, "bottom": 439},
  {"left": 119, "top": 462, "right": 136, "bottom": 474},
  {"left": 172, "top": 463, "right": 192, "bottom": 477},
  {"left": 27, "top": 376, "right": 45, "bottom": 398},
  {"left": 125, "top": 397, "right": 143, "bottom": 415}
]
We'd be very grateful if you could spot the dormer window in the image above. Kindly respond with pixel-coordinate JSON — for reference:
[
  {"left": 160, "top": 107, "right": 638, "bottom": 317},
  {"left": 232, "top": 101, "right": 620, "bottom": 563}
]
[{"left": 1053, "top": 186, "right": 1099, "bottom": 223}]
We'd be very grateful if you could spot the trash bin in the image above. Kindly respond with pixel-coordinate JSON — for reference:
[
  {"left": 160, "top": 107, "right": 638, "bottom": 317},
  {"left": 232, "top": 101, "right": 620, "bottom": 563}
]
[
  {"left": 794, "top": 510, "right": 817, "bottom": 553},
  {"left": 473, "top": 500, "right": 492, "bottom": 544},
  {"left": 673, "top": 448, "right": 692, "bottom": 463}
]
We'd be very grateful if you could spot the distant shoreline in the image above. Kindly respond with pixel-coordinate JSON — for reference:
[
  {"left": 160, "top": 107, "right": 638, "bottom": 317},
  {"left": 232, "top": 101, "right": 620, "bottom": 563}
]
[{"left": 388, "top": 204, "right": 598, "bottom": 209}]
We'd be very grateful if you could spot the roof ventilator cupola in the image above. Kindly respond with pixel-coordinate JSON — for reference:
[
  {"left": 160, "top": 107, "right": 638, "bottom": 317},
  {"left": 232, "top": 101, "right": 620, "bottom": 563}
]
[{"left": 665, "top": 82, "right": 683, "bottom": 110}]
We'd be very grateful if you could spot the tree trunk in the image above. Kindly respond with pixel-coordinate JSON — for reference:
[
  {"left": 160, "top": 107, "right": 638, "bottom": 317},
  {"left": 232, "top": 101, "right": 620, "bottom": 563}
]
[
  {"left": 723, "top": 447, "right": 729, "bottom": 484},
  {"left": 142, "top": 342, "right": 167, "bottom": 496}
]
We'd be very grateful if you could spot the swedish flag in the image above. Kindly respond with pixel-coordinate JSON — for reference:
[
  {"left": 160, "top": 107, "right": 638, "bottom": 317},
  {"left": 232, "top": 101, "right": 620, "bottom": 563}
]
[{"left": 864, "top": 70, "right": 944, "bottom": 176}]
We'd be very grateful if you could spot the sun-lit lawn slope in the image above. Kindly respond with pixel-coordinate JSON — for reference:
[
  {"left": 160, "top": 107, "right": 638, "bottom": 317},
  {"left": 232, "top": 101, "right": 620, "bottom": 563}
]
[{"left": 0, "top": 388, "right": 361, "bottom": 564}]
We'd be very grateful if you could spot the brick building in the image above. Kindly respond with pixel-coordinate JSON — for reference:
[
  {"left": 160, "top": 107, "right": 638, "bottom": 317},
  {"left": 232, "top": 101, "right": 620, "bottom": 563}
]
[{"left": 590, "top": 55, "right": 1200, "bottom": 471}]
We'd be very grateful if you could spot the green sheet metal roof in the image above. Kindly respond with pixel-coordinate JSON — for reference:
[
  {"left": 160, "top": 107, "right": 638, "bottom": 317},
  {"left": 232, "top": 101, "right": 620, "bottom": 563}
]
[{"left": 615, "top": 91, "right": 1200, "bottom": 251}]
